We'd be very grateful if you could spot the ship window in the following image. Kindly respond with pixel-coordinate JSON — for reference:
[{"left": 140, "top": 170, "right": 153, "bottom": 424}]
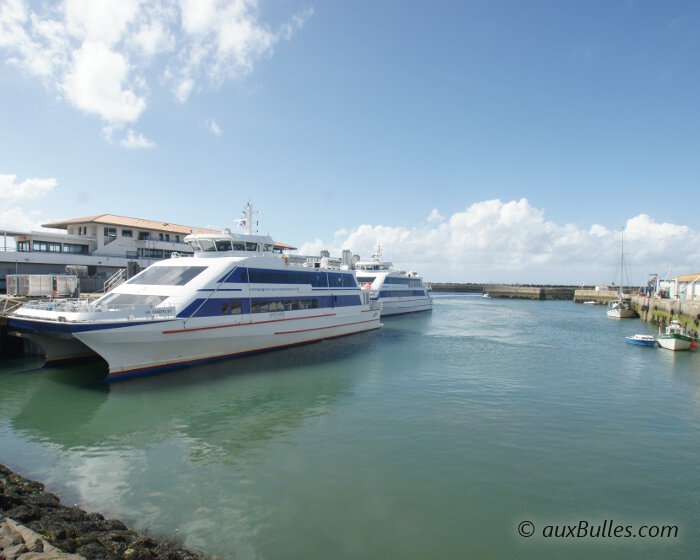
[
  {"left": 216, "top": 240, "right": 233, "bottom": 252},
  {"left": 222, "top": 302, "right": 229, "bottom": 314},
  {"left": 245, "top": 242, "right": 258, "bottom": 251},
  {"left": 97, "top": 293, "right": 168, "bottom": 308},
  {"left": 232, "top": 242, "right": 246, "bottom": 251},
  {"left": 250, "top": 298, "right": 319, "bottom": 313},
  {"left": 199, "top": 240, "right": 217, "bottom": 252},
  {"left": 127, "top": 265, "right": 208, "bottom": 286}
]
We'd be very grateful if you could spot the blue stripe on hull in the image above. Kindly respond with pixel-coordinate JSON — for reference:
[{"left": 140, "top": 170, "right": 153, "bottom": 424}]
[{"left": 8, "top": 317, "right": 170, "bottom": 334}]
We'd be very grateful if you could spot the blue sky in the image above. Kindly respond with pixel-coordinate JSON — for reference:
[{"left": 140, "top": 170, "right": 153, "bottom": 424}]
[{"left": 1, "top": 0, "right": 699, "bottom": 283}]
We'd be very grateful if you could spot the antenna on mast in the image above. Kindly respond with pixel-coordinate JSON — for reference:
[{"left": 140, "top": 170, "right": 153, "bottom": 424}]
[{"left": 236, "top": 200, "right": 261, "bottom": 234}]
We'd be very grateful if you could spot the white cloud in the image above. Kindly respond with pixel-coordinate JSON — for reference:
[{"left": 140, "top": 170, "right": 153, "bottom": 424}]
[
  {"left": 427, "top": 209, "right": 444, "bottom": 223},
  {"left": 120, "top": 129, "right": 156, "bottom": 149},
  {"left": 297, "top": 199, "right": 700, "bottom": 284},
  {"left": 0, "top": 206, "right": 44, "bottom": 233},
  {"left": 205, "top": 118, "right": 222, "bottom": 136},
  {"left": 62, "top": 41, "right": 147, "bottom": 123},
  {"left": 0, "top": 0, "right": 310, "bottom": 134},
  {"left": 0, "top": 174, "right": 57, "bottom": 200},
  {"left": 0, "top": 174, "right": 57, "bottom": 237}
]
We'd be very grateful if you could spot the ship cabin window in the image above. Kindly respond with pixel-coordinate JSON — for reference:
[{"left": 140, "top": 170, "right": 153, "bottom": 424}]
[
  {"left": 216, "top": 240, "right": 233, "bottom": 252},
  {"left": 127, "top": 265, "right": 208, "bottom": 286},
  {"left": 232, "top": 241, "right": 247, "bottom": 251},
  {"left": 250, "top": 298, "right": 318, "bottom": 313},
  {"left": 263, "top": 244, "right": 274, "bottom": 252},
  {"left": 245, "top": 242, "right": 259, "bottom": 251},
  {"left": 122, "top": 229, "right": 133, "bottom": 238},
  {"left": 97, "top": 293, "right": 168, "bottom": 308},
  {"left": 356, "top": 277, "right": 374, "bottom": 284},
  {"left": 221, "top": 301, "right": 242, "bottom": 315},
  {"left": 199, "top": 240, "right": 217, "bottom": 252}
]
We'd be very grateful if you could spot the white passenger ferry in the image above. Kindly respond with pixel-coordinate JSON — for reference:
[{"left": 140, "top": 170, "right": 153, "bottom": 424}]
[
  {"left": 8, "top": 205, "right": 382, "bottom": 380},
  {"left": 354, "top": 247, "right": 432, "bottom": 316}
]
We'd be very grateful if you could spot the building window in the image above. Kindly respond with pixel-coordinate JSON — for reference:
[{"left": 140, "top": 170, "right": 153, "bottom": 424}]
[
  {"left": 138, "top": 231, "right": 150, "bottom": 240},
  {"left": 138, "top": 248, "right": 164, "bottom": 259},
  {"left": 63, "top": 243, "right": 89, "bottom": 254},
  {"left": 175, "top": 235, "right": 180, "bottom": 243},
  {"left": 17, "top": 241, "right": 30, "bottom": 252},
  {"left": 32, "top": 241, "right": 62, "bottom": 252},
  {"left": 122, "top": 229, "right": 133, "bottom": 238},
  {"left": 104, "top": 227, "right": 116, "bottom": 239},
  {"left": 164, "top": 234, "right": 170, "bottom": 242}
]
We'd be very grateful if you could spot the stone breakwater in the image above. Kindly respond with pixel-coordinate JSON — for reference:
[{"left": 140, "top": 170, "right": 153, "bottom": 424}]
[{"left": 0, "top": 464, "right": 208, "bottom": 560}]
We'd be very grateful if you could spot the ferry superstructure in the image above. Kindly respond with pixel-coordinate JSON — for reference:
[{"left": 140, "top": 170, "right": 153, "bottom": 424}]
[
  {"left": 8, "top": 205, "right": 381, "bottom": 380},
  {"left": 354, "top": 247, "right": 432, "bottom": 316}
]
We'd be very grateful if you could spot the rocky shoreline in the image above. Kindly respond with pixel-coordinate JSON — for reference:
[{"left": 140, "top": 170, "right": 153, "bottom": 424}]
[{"left": 0, "top": 464, "right": 209, "bottom": 560}]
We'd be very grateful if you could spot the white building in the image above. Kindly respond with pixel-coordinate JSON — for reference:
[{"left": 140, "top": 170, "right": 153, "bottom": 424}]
[{"left": 1, "top": 214, "right": 295, "bottom": 292}]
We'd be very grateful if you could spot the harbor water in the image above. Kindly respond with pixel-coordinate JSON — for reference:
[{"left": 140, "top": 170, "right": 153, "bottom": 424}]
[{"left": 1, "top": 295, "right": 699, "bottom": 559}]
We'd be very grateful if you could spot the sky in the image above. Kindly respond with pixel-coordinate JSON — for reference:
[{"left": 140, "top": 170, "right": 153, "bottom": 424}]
[{"left": 1, "top": 0, "right": 699, "bottom": 284}]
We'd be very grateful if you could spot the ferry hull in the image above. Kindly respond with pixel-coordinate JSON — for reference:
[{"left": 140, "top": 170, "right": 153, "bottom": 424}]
[
  {"left": 379, "top": 298, "right": 433, "bottom": 316},
  {"left": 22, "top": 332, "right": 98, "bottom": 365},
  {"left": 74, "top": 309, "right": 381, "bottom": 379}
]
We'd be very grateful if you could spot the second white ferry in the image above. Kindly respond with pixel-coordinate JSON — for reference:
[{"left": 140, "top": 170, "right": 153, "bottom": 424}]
[
  {"left": 354, "top": 247, "right": 432, "bottom": 316},
  {"left": 8, "top": 204, "right": 382, "bottom": 380}
]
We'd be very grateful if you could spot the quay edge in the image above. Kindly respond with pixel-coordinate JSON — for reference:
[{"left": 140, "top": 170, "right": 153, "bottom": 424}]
[
  {"left": 431, "top": 283, "right": 576, "bottom": 300},
  {"left": 630, "top": 295, "right": 700, "bottom": 338}
]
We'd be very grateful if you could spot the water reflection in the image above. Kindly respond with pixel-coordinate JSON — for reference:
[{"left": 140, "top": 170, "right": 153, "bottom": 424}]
[{"left": 2, "top": 332, "right": 379, "bottom": 461}]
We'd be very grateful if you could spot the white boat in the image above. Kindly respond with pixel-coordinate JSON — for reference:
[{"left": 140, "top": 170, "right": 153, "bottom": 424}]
[
  {"left": 607, "top": 229, "right": 636, "bottom": 319},
  {"left": 657, "top": 321, "right": 695, "bottom": 351},
  {"left": 625, "top": 334, "right": 657, "bottom": 347},
  {"left": 354, "top": 246, "right": 432, "bottom": 316},
  {"left": 8, "top": 203, "right": 382, "bottom": 380}
]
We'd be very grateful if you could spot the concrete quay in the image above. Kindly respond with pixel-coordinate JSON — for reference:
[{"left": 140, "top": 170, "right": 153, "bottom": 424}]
[
  {"left": 573, "top": 289, "right": 621, "bottom": 304},
  {"left": 631, "top": 295, "right": 700, "bottom": 337},
  {"left": 431, "top": 283, "right": 576, "bottom": 300}
]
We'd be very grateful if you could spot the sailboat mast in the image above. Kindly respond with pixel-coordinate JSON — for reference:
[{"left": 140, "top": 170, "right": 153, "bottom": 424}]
[{"left": 619, "top": 229, "right": 624, "bottom": 299}]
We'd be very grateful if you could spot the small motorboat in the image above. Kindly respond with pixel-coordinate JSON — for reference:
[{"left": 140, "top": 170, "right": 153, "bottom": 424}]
[
  {"left": 625, "top": 334, "right": 658, "bottom": 347},
  {"left": 657, "top": 321, "right": 695, "bottom": 351}
]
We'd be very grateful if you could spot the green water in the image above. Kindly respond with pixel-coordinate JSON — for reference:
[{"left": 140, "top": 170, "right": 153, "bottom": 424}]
[{"left": 1, "top": 295, "right": 699, "bottom": 559}]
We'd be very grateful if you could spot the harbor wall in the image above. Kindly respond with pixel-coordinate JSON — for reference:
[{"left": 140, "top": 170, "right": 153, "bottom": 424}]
[
  {"left": 573, "top": 289, "right": 621, "bottom": 304},
  {"left": 431, "top": 284, "right": 576, "bottom": 300},
  {"left": 631, "top": 295, "right": 700, "bottom": 338}
]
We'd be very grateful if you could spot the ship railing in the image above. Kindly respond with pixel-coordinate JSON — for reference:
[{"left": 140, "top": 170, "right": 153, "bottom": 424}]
[
  {"left": 14, "top": 298, "right": 97, "bottom": 313},
  {"left": 1, "top": 297, "right": 26, "bottom": 317}
]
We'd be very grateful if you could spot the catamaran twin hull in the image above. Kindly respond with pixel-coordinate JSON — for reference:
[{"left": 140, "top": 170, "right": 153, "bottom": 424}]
[
  {"left": 10, "top": 308, "right": 381, "bottom": 380},
  {"left": 378, "top": 297, "right": 433, "bottom": 316}
]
